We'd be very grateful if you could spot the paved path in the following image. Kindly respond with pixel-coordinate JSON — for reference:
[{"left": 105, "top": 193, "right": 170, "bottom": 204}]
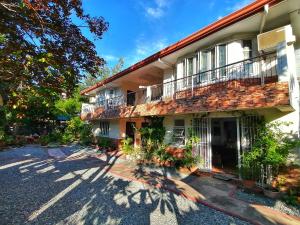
[
  {"left": 0, "top": 145, "right": 249, "bottom": 225},
  {"left": 1, "top": 145, "right": 300, "bottom": 225}
]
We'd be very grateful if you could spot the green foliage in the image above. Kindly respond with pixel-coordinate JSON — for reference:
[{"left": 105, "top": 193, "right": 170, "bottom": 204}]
[
  {"left": 38, "top": 117, "right": 92, "bottom": 146},
  {"left": 1, "top": 1, "right": 108, "bottom": 94},
  {"left": 241, "top": 120, "right": 298, "bottom": 180},
  {"left": 79, "top": 123, "right": 93, "bottom": 145},
  {"left": 153, "top": 144, "right": 175, "bottom": 163},
  {"left": 65, "top": 117, "right": 84, "bottom": 138},
  {"left": 178, "top": 131, "right": 201, "bottom": 168},
  {"left": 139, "top": 116, "right": 166, "bottom": 158},
  {"left": 97, "top": 136, "right": 113, "bottom": 149},
  {"left": 54, "top": 88, "right": 85, "bottom": 118},
  {"left": 121, "top": 138, "right": 138, "bottom": 157},
  {"left": 39, "top": 135, "right": 49, "bottom": 146},
  {"left": 2, "top": 135, "right": 14, "bottom": 146},
  {"left": 61, "top": 133, "right": 74, "bottom": 145},
  {"left": 80, "top": 58, "right": 124, "bottom": 89},
  {"left": 282, "top": 189, "right": 300, "bottom": 207}
]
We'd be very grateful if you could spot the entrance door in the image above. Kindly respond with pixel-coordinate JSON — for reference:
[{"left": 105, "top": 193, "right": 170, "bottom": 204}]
[
  {"left": 193, "top": 117, "right": 212, "bottom": 171},
  {"left": 211, "top": 118, "right": 238, "bottom": 173},
  {"left": 126, "top": 122, "right": 136, "bottom": 141}
]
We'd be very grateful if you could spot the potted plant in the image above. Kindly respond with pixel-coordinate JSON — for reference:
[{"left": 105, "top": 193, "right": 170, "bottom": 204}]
[{"left": 263, "top": 183, "right": 281, "bottom": 199}]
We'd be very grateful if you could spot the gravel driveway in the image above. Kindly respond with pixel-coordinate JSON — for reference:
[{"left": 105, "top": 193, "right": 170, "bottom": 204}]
[{"left": 0, "top": 146, "right": 250, "bottom": 225}]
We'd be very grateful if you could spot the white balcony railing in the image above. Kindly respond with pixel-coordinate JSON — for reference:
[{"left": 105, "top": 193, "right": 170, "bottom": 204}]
[{"left": 81, "top": 103, "right": 95, "bottom": 114}]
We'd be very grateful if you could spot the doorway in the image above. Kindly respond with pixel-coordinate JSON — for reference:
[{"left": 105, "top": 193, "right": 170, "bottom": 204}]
[
  {"left": 126, "top": 122, "right": 136, "bottom": 142},
  {"left": 211, "top": 118, "right": 238, "bottom": 173},
  {"left": 127, "top": 90, "right": 136, "bottom": 106}
]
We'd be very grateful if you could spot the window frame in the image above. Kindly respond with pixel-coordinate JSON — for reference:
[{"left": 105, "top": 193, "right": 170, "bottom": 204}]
[
  {"left": 173, "top": 119, "right": 185, "bottom": 146},
  {"left": 99, "top": 121, "right": 110, "bottom": 136}
]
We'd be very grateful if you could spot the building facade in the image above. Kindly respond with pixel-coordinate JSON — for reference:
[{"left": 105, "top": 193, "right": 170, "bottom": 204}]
[{"left": 81, "top": 0, "right": 300, "bottom": 172}]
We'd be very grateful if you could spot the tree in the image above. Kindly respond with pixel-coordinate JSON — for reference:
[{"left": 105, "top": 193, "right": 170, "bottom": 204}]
[
  {"left": 54, "top": 88, "right": 85, "bottom": 118},
  {"left": 81, "top": 57, "right": 124, "bottom": 89},
  {"left": 0, "top": 0, "right": 108, "bottom": 96}
]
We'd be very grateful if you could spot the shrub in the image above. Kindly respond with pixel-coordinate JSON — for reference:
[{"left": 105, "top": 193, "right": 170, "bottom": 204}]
[
  {"left": 79, "top": 123, "right": 92, "bottom": 145},
  {"left": 139, "top": 116, "right": 166, "bottom": 158},
  {"left": 40, "top": 135, "right": 50, "bottom": 146},
  {"left": 153, "top": 144, "right": 175, "bottom": 163},
  {"left": 48, "top": 129, "right": 63, "bottom": 143},
  {"left": 65, "top": 117, "right": 84, "bottom": 138},
  {"left": 4, "top": 135, "right": 15, "bottom": 146},
  {"left": 61, "top": 132, "right": 74, "bottom": 145},
  {"left": 121, "top": 138, "right": 133, "bottom": 154},
  {"left": 97, "top": 136, "right": 113, "bottom": 149},
  {"left": 121, "top": 138, "right": 141, "bottom": 158},
  {"left": 241, "top": 121, "right": 299, "bottom": 183}
]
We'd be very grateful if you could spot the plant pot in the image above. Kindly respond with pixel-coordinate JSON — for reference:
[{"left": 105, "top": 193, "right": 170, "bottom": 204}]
[
  {"left": 242, "top": 179, "right": 256, "bottom": 189},
  {"left": 263, "top": 188, "right": 282, "bottom": 199}
]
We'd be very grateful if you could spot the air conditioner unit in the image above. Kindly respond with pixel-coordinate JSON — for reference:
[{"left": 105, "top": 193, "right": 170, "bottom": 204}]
[{"left": 257, "top": 25, "right": 296, "bottom": 52}]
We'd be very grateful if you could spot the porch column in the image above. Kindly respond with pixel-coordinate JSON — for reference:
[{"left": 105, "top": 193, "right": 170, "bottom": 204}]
[{"left": 236, "top": 118, "right": 241, "bottom": 179}]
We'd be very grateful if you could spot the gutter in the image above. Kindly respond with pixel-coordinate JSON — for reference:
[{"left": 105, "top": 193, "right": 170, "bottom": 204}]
[{"left": 81, "top": 0, "right": 283, "bottom": 95}]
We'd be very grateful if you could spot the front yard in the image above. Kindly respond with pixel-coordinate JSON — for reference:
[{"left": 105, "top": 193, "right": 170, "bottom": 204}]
[{"left": 0, "top": 145, "right": 299, "bottom": 225}]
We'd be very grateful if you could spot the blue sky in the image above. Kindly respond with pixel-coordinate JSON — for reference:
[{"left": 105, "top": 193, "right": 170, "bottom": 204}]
[{"left": 80, "top": 0, "right": 253, "bottom": 69}]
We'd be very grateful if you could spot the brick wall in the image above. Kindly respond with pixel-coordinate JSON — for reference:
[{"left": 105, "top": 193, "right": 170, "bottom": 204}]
[{"left": 81, "top": 79, "right": 291, "bottom": 120}]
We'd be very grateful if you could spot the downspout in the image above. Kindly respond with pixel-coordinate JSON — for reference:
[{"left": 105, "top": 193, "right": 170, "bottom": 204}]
[{"left": 259, "top": 4, "right": 269, "bottom": 33}]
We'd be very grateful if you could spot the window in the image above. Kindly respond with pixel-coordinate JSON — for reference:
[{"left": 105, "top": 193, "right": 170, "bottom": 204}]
[
  {"left": 99, "top": 121, "right": 109, "bottom": 136},
  {"left": 218, "top": 44, "right": 227, "bottom": 77},
  {"left": 243, "top": 40, "right": 252, "bottom": 59},
  {"left": 242, "top": 40, "right": 253, "bottom": 75},
  {"left": 109, "top": 89, "right": 114, "bottom": 97},
  {"left": 173, "top": 119, "right": 185, "bottom": 145},
  {"left": 187, "top": 57, "right": 194, "bottom": 76}
]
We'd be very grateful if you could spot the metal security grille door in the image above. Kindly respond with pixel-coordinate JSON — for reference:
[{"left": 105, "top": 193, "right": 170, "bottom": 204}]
[
  {"left": 192, "top": 118, "right": 212, "bottom": 170},
  {"left": 240, "top": 115, "right": 261, "bottom": 152}
]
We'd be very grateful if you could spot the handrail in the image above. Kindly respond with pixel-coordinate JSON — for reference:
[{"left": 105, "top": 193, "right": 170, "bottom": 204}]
[{"left": 162, "top": 52, "right": 276, "bottom": 86}]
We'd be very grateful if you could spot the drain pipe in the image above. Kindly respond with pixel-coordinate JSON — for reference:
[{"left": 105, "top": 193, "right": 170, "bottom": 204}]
[{"left": 259, "top": 4, "right": 269, "bottom": 33}]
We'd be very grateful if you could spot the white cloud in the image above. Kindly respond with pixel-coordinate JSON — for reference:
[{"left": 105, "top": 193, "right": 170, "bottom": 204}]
[
  {"left": 103, "top": 54, "right": 118, "bottom": 62},
  {"left": 227, "top": 0, "right": 254, "bottom": 12},
  {"left": 208, "top": 1, "right": 216, "bottom": 9},
  {"left": 217, "top": 15, "right": 223, "bottom": 20},
  {"left": 144, "top": 0, "right": 171, "bottom": 19},
  {"left": 146, "top": 7, "right": 163, "bottom": 18},
  {"left": 125, "top": 37, "right": 168, "bottom": 67}
]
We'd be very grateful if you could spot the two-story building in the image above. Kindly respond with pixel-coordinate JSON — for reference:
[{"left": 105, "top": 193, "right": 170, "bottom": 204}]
[{"left": 81, "top": 0, "right": 300, "bottom": 172}]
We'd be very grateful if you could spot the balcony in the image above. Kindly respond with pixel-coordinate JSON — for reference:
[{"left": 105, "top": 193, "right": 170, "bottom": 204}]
[{"left": 81, "top": 53, "right": 292, "bottom": 120}]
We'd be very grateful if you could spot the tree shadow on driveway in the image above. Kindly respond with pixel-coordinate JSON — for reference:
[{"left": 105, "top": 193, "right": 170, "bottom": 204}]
[{"left": 0, "top": 146, "right": 249, "bottom": 225}]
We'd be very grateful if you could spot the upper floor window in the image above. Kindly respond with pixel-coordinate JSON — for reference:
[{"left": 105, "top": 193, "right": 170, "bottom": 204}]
[
  {"left": 108, "top": 89, "right": 115, "bottom": 98},
  {"left": 243, "top": 40, "right": 252, "bottom": 59},
  {"left": 187, "top": 57, "right": 194, "bottom": 76},
  {"left": 218, "top": 44, "right": 227, "bottom": 77}
]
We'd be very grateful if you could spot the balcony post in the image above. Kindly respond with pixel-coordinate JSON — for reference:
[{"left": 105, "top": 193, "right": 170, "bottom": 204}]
[{"left": 192, "top": 74, "right": 194, "bottom": 97}]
